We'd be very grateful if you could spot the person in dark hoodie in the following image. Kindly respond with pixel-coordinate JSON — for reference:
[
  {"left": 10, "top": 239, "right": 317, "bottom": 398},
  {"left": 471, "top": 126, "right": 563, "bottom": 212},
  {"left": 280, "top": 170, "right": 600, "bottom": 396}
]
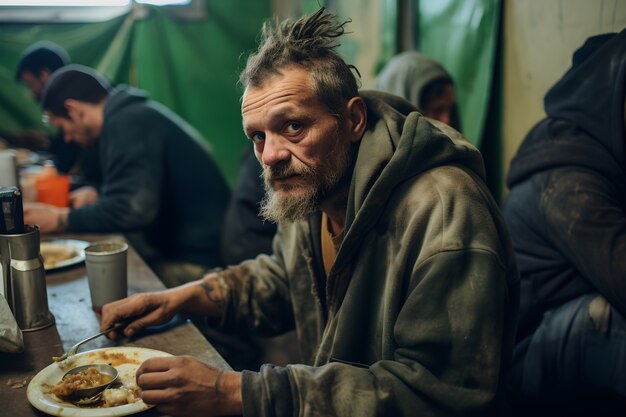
[
  {"left": 375, "top": 50, "right": 461, "bottom": 131},
  {"left": 99, "top": 8, "right": 518, "bottom": 417},
  {"left": 24, "top": 65, "right": 230, "bottom": 286},
  {"left": 504, "top": 30, "right": 626, "bottom": 416},
  {"left": 220, "top": 145, "right": 276, "bottom": 266}
]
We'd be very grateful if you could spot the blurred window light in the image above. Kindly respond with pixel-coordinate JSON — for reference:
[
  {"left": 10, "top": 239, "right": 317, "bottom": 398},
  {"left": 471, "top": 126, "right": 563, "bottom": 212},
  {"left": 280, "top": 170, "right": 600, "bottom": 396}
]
[
  {"left": 0, "top": 0, "right": 195, "bottom": 22},
  {"left": 136, "top": 0, "right": 190, "bottom": 4},
  {"left": 1, "top": 0, "right": 190, "bottom": 5}
]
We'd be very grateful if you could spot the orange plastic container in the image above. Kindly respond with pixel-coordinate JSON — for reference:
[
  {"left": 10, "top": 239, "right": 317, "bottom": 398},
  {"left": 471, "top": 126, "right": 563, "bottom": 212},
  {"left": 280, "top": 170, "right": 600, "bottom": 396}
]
[{"left": 35, "top": 175, "right": 70, "bottom": 207}]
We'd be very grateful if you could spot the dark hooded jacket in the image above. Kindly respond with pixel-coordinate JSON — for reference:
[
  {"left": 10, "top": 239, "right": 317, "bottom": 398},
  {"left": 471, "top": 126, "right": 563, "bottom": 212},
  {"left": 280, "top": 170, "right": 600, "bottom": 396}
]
[
  {"left": 220, "top": 146, "right": 276, "bottom": 266},
  {"left": 67, "top": 86, "right": 230, "bottom": 267},
  {"left": 504, "top": 29, "right": 626, "bottom": 343},
  {"left": 216, "top": 91, "right": 518, "bottom": 416}
]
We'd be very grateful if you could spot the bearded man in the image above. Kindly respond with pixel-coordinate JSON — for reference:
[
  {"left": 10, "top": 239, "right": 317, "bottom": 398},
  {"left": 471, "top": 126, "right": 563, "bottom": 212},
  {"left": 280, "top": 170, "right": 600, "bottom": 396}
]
[{"left": 101, "top": 7, "right": 519, "bottom": 417}]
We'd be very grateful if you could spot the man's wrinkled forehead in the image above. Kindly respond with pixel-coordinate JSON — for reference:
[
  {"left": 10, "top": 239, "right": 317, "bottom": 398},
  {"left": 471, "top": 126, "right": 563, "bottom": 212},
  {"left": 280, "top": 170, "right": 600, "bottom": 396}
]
[{"left": 241, "top": 66, "right": 314, "bottom": 112}]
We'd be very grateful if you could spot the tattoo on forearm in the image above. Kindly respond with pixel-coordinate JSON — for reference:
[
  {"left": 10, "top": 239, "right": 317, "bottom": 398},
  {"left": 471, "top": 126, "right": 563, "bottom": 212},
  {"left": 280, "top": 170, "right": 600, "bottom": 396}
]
[{"left": 200, "top": 279, "right": 226, "bottom": 309}]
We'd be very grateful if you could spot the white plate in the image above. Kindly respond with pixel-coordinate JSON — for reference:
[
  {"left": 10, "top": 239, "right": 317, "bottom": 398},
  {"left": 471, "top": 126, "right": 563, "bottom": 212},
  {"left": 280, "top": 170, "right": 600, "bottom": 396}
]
[
  {"left": 40, "top": 239, "right": 90, "bottom": 271},
  {"left": 27, "top": 346, "right": 172, "bottom": 417}
]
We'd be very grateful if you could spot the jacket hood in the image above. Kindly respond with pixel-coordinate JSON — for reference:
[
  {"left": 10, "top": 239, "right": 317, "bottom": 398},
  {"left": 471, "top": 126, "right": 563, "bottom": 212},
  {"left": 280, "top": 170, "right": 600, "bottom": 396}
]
[
  {"left": 507, "top": 29, "right": 626, "bottom": 189},
  {"left": 337, "top": 90, "right": 484, "bottom": 268},
  {"left": 104, "top": 85, "right": 149, "bottom": 119},
  {"left": 375, "top": 51, "right": 461, "bottom": 131}
]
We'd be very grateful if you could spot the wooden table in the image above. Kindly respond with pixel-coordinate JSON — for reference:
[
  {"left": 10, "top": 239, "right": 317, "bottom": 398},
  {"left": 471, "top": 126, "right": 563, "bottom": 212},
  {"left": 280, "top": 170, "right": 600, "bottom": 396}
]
[{"left": 0, "top": 233, "right": 230, "bottom": 416}]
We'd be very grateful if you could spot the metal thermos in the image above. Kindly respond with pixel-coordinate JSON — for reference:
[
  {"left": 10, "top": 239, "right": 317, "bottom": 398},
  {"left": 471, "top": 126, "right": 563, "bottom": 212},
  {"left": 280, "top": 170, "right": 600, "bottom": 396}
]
[
  {"left": 0, "top": 187, "right": 54, "bottom": 332},
  {"left": 0, "top": 186, "right": 24, "bottom": 234}
]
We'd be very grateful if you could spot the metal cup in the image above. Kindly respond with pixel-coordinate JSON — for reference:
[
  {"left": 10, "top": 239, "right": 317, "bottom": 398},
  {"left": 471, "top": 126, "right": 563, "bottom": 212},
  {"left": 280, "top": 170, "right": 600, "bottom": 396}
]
[{"left": 84, "top": 241, "right": 128, "bottom": 313}]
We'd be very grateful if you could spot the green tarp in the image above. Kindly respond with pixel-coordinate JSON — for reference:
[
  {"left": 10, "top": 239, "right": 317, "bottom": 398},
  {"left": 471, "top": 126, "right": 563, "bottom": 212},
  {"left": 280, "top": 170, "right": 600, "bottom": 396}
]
[
  {"left": 0, "top": 2, "right": 270, "bottom": 186},
  {"left": 0, "top": 1, "right": 502, "bottom": 190}
]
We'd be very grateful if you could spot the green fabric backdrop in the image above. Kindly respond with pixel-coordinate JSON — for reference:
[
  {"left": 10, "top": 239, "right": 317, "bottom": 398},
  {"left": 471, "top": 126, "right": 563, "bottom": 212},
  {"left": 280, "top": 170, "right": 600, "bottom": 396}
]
[
  {"left": 417, "top": 0, "right": 501, "bottom": 146},
  {"left": 418, "top": 0, "right": 503, "bottom": 201},
  {"left": 0, "top": 2, "right": 271, "bottom": 186}
]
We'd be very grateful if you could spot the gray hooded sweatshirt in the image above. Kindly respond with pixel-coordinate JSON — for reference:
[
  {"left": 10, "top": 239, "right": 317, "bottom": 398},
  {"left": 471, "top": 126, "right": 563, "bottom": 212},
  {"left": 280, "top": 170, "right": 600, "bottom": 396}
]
[{"left": 375, "top": 51, "right": 461, "bottom": 131}]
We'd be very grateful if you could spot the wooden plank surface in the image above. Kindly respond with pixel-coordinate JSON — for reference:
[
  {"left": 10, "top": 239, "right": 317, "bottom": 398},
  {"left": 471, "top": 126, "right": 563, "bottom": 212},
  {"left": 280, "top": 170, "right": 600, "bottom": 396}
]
[{"left": 0, "top": 233, "right": 229, "bottom": 417}]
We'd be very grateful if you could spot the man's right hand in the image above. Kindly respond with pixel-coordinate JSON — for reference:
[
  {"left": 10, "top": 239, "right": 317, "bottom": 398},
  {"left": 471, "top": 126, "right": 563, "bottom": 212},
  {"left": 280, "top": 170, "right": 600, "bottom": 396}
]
[
  {"left": 100, "top": 273, "right": 229, "bottom": 339},
  {"left": 101, "top": 291, "right": 180, "bottom": 339}
]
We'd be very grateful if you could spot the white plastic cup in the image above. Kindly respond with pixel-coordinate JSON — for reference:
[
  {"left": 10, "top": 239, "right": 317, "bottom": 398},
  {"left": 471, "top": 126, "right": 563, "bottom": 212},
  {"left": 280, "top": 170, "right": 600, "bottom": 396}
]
[{"left": 84, "top": 241, "right": 128, "bottom": 314}]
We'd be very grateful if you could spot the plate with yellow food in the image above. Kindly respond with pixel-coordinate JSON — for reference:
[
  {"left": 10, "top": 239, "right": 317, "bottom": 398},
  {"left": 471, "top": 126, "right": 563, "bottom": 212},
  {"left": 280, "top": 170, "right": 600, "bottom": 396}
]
[
  {"left": 40, "top": 239, "right": 89, "bottom": 271},
  {"left": 27, "top": 346, "right": 172, "bottom": 417}
]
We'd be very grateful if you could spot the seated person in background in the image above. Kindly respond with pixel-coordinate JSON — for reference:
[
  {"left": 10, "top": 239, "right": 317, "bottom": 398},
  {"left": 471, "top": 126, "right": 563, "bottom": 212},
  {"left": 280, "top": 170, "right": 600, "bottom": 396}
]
[
  {"left": 24, "top": 65, "right": 230, "bottom": 287},
  {"left": 220, "top": 145, "right": 276, "bottom": 266},
  {"left": 100, "top": 8, "right": 518, "bottom": 416},
  {"left": 13, "top": 41, "right": 101, "bottom": 189},
  {"left": 504, "top": 30, "right": 626, "bottom": 416},
  {"left": 375, "top": 50, "right": 461, "bottom": 131}
]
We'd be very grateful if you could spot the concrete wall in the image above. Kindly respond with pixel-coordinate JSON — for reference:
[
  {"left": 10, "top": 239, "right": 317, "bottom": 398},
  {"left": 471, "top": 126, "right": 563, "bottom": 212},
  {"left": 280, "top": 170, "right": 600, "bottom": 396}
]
[{"left": 502, "top": 0, "right": 626, "bottom": 192}]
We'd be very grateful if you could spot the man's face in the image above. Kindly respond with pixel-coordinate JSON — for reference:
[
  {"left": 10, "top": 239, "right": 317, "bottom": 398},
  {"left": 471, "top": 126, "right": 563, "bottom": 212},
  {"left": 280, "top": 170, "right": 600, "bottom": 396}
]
[
  {"left": 47, "top": 108, "right": 99, "bottom": 148},
  {"left": 242, "top": 66, "right": 353, "bottom": 223},
  {"left": 20, "top": 70, "right": 48, "bottom": 101},
  {"left": 422, "top": 83, "right": 456, "bottom": 127}
]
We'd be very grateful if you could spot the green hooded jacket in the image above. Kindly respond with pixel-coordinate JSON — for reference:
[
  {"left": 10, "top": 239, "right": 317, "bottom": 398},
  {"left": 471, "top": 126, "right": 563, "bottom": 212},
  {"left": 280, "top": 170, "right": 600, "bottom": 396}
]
[{"left": 218, "top": 91, "right": 518, "bottom": 416}]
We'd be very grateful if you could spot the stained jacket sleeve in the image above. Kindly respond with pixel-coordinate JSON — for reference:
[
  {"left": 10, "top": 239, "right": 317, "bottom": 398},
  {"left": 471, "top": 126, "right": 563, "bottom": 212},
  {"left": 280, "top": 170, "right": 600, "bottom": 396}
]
[
  {"left": 543, "top": 167, "right": 626, "bottom": 314},
  {"left": 67, "top": 122, "right": 162, "bottom": 232},
  {"left": 218, "top": 232, "right": 296, "bottom": 336},
  {"left": 239, "top": 248, "right": 509, "bottom": 417}
]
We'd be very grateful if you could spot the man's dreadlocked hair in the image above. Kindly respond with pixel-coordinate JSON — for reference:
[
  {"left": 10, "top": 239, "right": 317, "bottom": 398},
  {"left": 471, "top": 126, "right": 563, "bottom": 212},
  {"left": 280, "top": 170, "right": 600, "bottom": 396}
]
[{"left": 240, "top": 7, "right": 360, "bottom": 117}]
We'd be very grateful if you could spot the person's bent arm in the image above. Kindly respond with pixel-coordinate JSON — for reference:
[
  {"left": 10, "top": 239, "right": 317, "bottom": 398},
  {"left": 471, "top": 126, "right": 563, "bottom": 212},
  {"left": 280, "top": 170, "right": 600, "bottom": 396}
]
[
  {"left": 544, "top": 169, "right": 626, "bottom": 314},
  {"left": 23, "top": 202, "right": 69, "bottom": 233},
  {"left": 100, "top": 272, "right": 228, "bottom": 338}
]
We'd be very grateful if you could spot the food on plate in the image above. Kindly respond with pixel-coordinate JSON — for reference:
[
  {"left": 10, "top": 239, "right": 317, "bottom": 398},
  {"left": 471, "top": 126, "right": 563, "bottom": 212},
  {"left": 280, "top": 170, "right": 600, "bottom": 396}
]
[
  {"left": 45, "top": 364, "right": 141, "bottom": 408},
  {"left": 47, "top": 367, "right": 113, "bottom": 398},
  {"left": 29, "top": 347, "right": 168, "bottom": 413},
  {"left": 40, "top": 243, "right": 78, "bottom": 269},
  {"left": 94, "top": 350, "right": 140, "bottom": 366},
  {"left": 102, "top": 386, "right": 141, "bottom": 407}
]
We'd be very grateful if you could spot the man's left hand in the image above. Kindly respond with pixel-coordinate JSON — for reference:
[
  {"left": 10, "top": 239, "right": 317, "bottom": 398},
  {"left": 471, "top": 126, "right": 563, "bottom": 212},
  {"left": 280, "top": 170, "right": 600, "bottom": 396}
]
[
  {"left": 23, "top": 203, "right": 69, "bottom": 233},
  {"left": 136, "top": 356, "right": 243, "bottom": 417}
]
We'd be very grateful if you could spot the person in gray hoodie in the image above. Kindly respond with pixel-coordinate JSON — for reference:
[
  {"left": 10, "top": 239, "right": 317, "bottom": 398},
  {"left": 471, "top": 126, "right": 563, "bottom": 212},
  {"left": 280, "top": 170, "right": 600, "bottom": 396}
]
[
  {"left": 25, "top": 65, "right": 230, "bottom": 286},
  {"left": 100, "top": 8, "right": 518, "bottom": 417},
  {"left": 375, "top": 50, "right": 461, "bottom": 131}
]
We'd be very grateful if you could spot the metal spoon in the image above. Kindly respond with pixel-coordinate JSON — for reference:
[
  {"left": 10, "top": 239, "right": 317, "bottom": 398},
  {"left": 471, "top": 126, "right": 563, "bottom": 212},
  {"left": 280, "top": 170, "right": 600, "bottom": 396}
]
[
  {"left": 54, "top": 324, "right": 119, "bottom": 362},
  {"left": 61, "top": 363, "right": 119, "bottom": 404}
]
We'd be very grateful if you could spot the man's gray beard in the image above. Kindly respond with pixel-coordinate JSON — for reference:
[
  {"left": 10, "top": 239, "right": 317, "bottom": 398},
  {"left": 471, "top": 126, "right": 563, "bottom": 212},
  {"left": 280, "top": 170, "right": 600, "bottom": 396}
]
[
  {"left": 259, "top": 182, "right": 318, "bottom": 223},
  {"left": 259, "top": 139, "right": 352, "bottom": 224}
]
